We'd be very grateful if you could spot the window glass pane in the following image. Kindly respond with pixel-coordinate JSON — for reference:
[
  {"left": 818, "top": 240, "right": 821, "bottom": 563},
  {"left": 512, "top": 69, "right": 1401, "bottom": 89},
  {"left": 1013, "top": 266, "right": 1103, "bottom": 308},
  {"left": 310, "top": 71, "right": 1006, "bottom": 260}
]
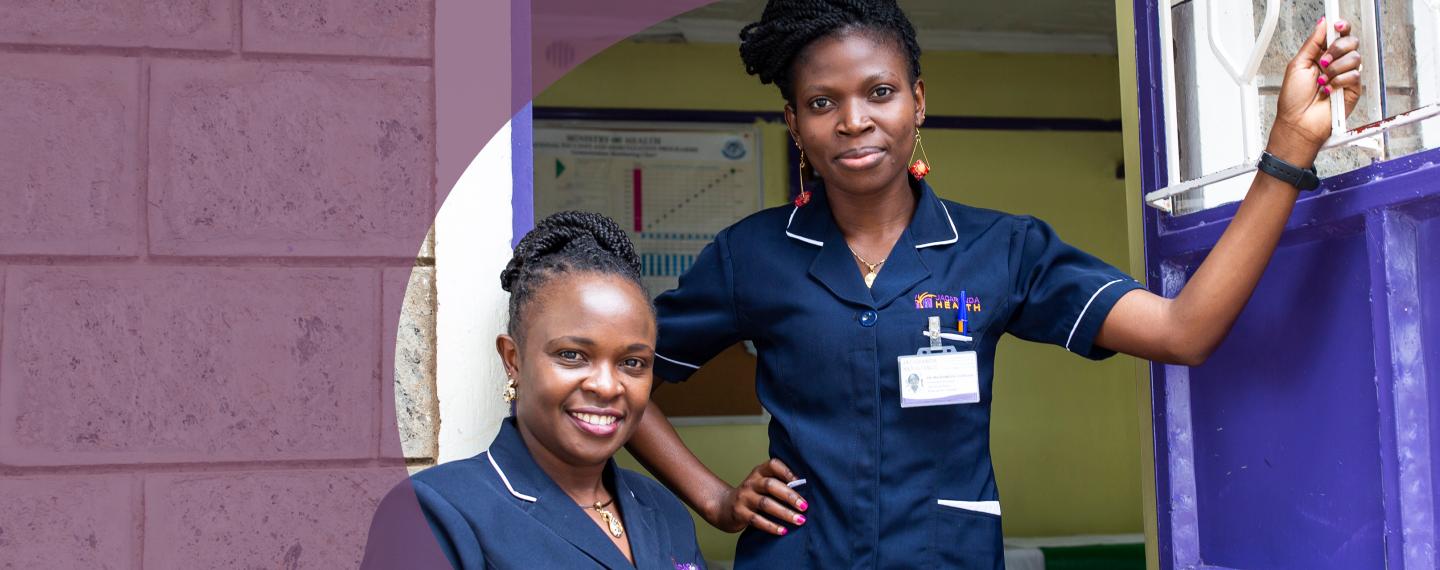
[
  {"left": 1253, "top": 0, "right": 1384, "bottom": 178},
  {"left": 1376, "top": 0, "right": 1440, "bottom": 159},
  {"left": 1164, "top": 0, "right": 1409, "bottom": 215}
]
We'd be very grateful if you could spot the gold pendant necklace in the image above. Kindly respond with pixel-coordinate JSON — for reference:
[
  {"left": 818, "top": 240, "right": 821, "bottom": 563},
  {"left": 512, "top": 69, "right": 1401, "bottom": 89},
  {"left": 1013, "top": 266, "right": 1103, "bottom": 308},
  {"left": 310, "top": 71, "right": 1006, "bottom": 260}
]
[
  {"left": 849, "top": 247, "right": 886, "bottom": 288},
  {"left": 588, "top": 497, "right": 624, "bottom": 538}
]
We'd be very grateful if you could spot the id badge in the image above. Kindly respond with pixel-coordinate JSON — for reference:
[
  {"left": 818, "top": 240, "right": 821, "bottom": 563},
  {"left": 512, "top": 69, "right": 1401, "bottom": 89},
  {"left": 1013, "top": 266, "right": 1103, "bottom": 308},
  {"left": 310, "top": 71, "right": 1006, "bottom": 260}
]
[
  {"left": 898, "top": 350, "right": 980, "bottom": 407},
  {"left": 898, "top": 316, "right": 980, "bottom": 408}
]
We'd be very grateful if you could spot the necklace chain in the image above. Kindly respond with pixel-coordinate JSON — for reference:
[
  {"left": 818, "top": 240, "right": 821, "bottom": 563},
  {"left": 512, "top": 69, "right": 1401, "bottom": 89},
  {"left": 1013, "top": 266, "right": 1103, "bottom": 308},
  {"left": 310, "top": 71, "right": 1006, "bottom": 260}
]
[
  {"left": 580, "top": 494, "right": 624, "bottom": 539},
  {"left": 848, "top": 246, "right": 887, "bottom": 271},
  {"left": 848, "top": 245, "right": 887, "bottom": 288}
]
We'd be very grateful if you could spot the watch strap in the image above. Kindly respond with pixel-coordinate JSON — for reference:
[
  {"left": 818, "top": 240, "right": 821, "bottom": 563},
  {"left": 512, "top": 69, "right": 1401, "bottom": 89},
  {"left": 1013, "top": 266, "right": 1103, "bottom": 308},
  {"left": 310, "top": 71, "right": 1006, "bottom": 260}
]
[{"left": 1257, "top": 151, "right": 1321, "bottom": 191}]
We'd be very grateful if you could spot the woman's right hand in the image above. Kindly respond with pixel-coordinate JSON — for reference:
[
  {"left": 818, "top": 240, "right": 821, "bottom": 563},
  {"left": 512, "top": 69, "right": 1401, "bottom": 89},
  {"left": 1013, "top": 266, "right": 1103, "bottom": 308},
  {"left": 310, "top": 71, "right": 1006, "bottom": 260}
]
[{"left": 709, "top": 458, "right": 809, "bottom": 535}]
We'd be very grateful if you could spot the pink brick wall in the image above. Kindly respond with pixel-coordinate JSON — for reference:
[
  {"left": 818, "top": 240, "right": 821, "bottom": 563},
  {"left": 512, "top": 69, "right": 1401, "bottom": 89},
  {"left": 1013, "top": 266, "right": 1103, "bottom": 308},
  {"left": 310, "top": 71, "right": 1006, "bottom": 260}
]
[{"left": 0, "top": 1, "right": 435, "bottom": 566}]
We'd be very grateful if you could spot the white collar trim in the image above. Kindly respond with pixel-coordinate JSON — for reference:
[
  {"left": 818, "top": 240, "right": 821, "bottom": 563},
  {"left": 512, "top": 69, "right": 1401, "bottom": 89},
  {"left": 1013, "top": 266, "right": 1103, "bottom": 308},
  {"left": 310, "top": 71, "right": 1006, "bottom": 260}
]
[
  {"left": 784, "top": 199, "right": 959, "bottom": 249},
  {"left": 487, "top": 451, "right": 538, "bottom": 502}
]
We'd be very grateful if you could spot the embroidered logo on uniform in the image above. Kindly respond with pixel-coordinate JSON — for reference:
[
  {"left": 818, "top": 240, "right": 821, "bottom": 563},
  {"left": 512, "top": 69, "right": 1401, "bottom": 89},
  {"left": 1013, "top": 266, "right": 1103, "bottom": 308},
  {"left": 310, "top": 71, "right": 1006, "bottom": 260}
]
[{"left": 914, "top": 292, "right": 962, "bottom": 310}]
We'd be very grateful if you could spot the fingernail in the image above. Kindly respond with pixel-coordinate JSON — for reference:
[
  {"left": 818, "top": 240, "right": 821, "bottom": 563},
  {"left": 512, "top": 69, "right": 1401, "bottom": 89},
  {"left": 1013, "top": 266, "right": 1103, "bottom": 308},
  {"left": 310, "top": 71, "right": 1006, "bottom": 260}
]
[
  {"left": 1317, "top": 75, "right": 1328, "bottom": 86},
  {"left": 1335, "top": 20, "right": 1346, "bottom": 31},
  {"left": 795, "top": 515, "right": 807, "bottom": 525},
  {"left": 1318, "top": 16, "right": 1325, "bottom": 25},
  {"left": 797, "top": 499, "right": 808, "bottom": 511},
  {"left": 1324, "top": 85, "right": 1333, "bottom": 95},
  {"left": 1320, "top": 57, "right": 1330, "bottom": 68},
  {"left": 778, "top": 527, "right": 788, "bottom": 536}
]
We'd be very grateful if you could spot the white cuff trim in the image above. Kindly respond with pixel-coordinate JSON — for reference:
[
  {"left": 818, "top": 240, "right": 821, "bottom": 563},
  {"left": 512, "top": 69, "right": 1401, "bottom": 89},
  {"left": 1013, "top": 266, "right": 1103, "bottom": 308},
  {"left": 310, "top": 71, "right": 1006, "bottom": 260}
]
[{"left": 1065, "top": 279, "right": 1127, "bottom": 352}]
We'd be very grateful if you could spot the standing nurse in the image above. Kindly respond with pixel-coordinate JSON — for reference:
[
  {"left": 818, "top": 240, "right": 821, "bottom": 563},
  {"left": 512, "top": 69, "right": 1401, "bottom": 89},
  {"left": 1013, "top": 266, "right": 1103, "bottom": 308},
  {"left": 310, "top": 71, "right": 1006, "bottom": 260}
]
[{"left": 625, "top": 0, "right": 1366, "bottom": 567}]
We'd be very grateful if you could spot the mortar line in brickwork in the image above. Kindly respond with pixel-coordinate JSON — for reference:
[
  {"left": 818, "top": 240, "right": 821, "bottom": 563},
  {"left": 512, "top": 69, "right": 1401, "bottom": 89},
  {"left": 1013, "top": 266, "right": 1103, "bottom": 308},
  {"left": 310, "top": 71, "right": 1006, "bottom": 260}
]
[
  {"left": 237, "top": 52, "right": 433, "bottom": 67},
  {"left": 139, "top": 57, "right": 152, "bottom": 261},
  {"left": 0, "top": 43, "right": 235, "bottom": 61},
  {"left": 234, "top": 0, "right": 244, "bottom": 53},
  {"left": 375, "top": 269, "right": 385, "bottom": 460},
  {"left": 136, "top": 256, "right": 428, "bottom": 267},
  {"left": 0, "top": 266, "right": 6, "bottom": 409},
  {"left": 429, "top": 65, "right": 438, "bottom": 218},
  {"left": 133, "top": 474, "right": 146, "bottom": 569},
  {"left": 0, "top": 42, "right": 432, "bottom": 67},
  {"left": 425, "top": 261, "right": 439, "bottom": 460},
  {"left": 428, "top": 0, "right": 439, "bottom": 219},
  {"left": 0, "top": 457, "right": 408, "bottom": 477},
  {"left": 0, "top": 256, "right": 419, "bottom": 267},
  {"left": 0, "top": 255, "right": 143, "bottom": 265}
]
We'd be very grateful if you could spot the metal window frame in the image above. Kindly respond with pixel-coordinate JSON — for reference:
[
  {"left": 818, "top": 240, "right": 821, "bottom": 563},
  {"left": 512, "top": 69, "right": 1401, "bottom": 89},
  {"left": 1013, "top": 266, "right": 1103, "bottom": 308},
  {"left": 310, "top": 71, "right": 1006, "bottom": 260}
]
[{"left": 1144, "top": 0, "right": 1440, "bottom": 212}]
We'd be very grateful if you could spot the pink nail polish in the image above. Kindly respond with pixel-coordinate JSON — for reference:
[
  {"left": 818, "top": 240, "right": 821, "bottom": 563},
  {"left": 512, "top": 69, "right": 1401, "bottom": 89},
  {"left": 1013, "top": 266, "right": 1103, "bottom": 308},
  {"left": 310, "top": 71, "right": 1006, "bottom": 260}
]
[
  {"left": 1324, "top": 85, "right": 1333, "bottom": 95},
  {"left": 795, "top": 515, "right": 807, "bottom": 525},
  {"left": 1320, "top": 57, "right": 1330, "bottom": 68},
  {"left": 1317, "top": 75, "right": 1328, "bottom": 86},
  {"left": 797, "top": 499, "right": 808, "bottom": 511},
  {"left": 778, "top": 527, "right": 788, "bottom": 536}
]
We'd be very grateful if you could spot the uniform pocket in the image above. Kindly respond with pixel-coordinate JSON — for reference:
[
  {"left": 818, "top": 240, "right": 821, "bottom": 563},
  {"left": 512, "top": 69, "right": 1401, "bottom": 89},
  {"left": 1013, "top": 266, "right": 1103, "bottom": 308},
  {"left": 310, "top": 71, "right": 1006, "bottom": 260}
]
[{"left": 929, "top": 500, "right": 1004, "bottom": 569}]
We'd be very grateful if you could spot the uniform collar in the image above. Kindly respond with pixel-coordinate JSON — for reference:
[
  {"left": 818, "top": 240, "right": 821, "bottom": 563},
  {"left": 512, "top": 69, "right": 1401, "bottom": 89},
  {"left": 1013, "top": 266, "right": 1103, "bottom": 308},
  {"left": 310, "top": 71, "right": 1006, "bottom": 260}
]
[
  {"left": 786, "top": 178, "right": 956, "bottom": 309},
  {"left": 486, "top": 417, "right": 663, "bottom": 569},
  {"left": 784, "top": 177, "right": 958, "bottom": 249}
]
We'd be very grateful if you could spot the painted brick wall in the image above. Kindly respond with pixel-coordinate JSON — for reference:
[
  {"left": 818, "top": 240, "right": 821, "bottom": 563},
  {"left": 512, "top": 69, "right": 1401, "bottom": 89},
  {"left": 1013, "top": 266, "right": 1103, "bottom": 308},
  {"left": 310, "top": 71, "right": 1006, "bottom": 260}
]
[{"left": 0, "top": 2, "right": 439, "bottom": 567}]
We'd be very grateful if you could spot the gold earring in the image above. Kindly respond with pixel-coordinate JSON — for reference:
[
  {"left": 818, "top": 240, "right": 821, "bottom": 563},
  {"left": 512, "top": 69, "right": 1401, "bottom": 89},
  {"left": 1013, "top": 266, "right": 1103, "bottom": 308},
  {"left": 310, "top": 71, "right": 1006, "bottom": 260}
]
[
  {"left": 908, "top": 130, "right": 932, "bottom": 180},
  {"left": 794, "top": 148, "right": 812, "bottom": 207},
  {"left": 502, "top": 377, "right": 517, "bottom": 403}
]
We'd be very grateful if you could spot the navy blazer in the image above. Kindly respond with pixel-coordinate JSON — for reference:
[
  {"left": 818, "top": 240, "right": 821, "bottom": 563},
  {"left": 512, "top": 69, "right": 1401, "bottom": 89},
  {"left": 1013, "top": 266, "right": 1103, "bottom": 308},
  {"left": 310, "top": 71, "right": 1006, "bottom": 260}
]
[
  {"left": 387, "top": 418, "right": 706, "bottom": 570},
  {"left": 652, "top": 179, "right": 1142, "bottom": 568}
]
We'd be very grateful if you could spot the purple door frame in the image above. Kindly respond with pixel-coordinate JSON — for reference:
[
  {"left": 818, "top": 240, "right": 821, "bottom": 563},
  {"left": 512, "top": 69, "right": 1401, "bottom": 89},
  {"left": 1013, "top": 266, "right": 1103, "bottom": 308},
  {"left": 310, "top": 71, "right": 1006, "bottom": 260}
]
[
  {"left": 512, "top": 0, "right": 534, "bottom": 246},
  {"left": 1134, "top": 1, "right": 1440, "bottom": 568}
]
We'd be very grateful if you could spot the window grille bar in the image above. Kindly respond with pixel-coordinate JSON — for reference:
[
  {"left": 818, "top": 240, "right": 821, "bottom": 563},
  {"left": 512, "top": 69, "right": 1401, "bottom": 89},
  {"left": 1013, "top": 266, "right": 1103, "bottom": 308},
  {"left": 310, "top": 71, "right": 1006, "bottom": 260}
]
[{"left": 1144, "top": 102, "right": 1440, "bottom": 209}]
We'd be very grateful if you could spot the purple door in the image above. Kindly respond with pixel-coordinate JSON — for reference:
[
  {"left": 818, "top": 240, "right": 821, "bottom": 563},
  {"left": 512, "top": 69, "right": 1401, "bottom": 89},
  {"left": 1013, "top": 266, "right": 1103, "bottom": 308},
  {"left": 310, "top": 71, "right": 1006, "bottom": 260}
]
[{"left": 1135, "top": 1, "right": 1440, "bottom": 568}]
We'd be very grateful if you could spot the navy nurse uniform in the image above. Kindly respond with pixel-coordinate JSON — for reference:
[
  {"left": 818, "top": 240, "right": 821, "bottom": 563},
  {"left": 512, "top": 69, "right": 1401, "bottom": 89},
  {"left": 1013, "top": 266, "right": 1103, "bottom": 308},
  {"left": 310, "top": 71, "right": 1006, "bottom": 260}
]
[
  {"left": 403, "top": 418, "right": 706, "bottom": 569},
  {"left": 652, "top": 179, "right": 1142, "bottom": 569}
]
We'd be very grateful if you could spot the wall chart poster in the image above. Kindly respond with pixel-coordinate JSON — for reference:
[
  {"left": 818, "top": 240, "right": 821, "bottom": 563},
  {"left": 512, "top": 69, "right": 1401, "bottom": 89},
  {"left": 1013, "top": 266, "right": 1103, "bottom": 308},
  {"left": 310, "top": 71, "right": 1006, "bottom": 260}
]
[{"left": 534, "top": 123, "right": 765, "bottom": 295}]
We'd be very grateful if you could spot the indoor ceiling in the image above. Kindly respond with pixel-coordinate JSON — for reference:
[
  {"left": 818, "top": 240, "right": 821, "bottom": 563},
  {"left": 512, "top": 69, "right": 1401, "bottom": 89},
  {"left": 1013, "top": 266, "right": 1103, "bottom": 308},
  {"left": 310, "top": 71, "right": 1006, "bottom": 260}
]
[{"left": 635, "top": 0, "right": 1119, "bottom": 54}]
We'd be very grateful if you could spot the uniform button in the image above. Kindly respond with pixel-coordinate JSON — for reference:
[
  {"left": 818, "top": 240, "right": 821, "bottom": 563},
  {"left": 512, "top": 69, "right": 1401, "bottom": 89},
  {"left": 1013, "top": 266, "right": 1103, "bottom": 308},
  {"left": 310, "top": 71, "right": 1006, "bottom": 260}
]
[{"left": 858, "top": 310, "right": 878, "bottom": 327}]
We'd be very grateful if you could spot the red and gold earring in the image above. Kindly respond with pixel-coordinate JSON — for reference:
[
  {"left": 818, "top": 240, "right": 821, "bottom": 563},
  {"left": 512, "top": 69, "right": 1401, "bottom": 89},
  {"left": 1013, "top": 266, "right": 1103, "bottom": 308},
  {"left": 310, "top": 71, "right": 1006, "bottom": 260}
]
[
  {"left": 908, "top": 130, "right": 931, "bottom": 180},
  {"left": 794, "top": 144, "right": 812, "bottom": 207}
]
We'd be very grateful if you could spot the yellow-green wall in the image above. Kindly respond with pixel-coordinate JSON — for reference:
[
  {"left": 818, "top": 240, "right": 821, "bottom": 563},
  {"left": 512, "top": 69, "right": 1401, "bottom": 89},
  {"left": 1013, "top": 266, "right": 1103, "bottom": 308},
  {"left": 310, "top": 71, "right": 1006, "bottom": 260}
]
[
  {"left": 537, "top": 40, "right": 1143, "bottom": 561},
  {"left": 1113, "top": 1, "right": 1164, "bottom": 568}
]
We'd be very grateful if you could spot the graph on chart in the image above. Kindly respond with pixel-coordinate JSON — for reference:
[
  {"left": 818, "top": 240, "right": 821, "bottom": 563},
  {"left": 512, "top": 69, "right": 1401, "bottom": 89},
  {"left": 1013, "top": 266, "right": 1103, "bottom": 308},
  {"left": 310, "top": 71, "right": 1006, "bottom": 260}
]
[{"left": 535, "top": 124, "right": 763, "bottom": 294}]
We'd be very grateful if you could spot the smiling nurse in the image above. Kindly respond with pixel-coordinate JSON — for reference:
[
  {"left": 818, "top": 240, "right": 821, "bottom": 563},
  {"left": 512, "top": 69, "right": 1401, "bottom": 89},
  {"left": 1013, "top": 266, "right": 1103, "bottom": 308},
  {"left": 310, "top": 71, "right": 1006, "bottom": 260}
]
[
  {"left": 623, "top": 0, "right": 1366, "bottom": 567},
  {"left": 366, "top": 212, "right": 706, "bottom": 569}
]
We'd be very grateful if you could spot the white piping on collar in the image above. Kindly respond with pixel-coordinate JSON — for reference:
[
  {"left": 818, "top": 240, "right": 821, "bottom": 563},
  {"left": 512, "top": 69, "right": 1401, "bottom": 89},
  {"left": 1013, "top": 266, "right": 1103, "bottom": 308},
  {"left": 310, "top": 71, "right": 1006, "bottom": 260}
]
[
  {"left": 487, "top": 451, "right": 538, "bottom": 502},
  {"left": 913, "top": 198, "right": 959, "bottom": 249},
  {"left": 784, "top": 206, "right": 824, "bottom": 246},
  {"left": 656, "top": 352, "right": 701, "bottom": 370},
  {"left": 1065, "top": 279, "right": 1126, "bottom": 352},
  {"left": 783, "top": 198, "right": 959, "bottom": 249}
]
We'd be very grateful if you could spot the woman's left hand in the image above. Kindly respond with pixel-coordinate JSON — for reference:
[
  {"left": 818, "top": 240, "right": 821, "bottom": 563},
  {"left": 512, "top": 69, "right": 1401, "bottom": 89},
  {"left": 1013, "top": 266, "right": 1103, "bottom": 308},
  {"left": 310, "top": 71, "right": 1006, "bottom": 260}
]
[{"left": 1268, "top": 17, "right": 1365, "bottom": 164}]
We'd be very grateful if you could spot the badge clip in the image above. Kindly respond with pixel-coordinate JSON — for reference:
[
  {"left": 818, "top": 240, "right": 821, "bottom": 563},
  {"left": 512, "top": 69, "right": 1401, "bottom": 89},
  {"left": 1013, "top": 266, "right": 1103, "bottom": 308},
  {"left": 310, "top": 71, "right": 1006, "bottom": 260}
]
[{"left": 919, "top": 316, "right": 957, "bottom": 355}]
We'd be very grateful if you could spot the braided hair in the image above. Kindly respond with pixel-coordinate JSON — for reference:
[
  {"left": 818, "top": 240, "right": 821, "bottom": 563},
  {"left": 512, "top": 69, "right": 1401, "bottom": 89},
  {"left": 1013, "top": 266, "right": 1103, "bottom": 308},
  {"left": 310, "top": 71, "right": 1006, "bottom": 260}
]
[
  {"left": 738, "top": 0, "right": 922, "bottom": 103},
  {"left": 500, "top": 211, "right": 650, "bottom": 340}
]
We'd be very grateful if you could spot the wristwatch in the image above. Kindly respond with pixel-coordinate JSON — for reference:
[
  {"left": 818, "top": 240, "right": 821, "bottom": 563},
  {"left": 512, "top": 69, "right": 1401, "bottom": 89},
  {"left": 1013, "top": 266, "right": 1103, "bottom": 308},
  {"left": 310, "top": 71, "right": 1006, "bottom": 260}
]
[{"left": 1257, "top": 151, "right": 1321, "bottom": 191}]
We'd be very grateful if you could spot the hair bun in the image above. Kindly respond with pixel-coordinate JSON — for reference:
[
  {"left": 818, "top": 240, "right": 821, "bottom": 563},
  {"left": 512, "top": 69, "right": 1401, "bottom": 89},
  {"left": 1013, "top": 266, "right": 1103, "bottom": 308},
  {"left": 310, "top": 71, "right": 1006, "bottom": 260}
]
[{"left": 500, "top": 211, "right": 642, "bottom": 293}]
